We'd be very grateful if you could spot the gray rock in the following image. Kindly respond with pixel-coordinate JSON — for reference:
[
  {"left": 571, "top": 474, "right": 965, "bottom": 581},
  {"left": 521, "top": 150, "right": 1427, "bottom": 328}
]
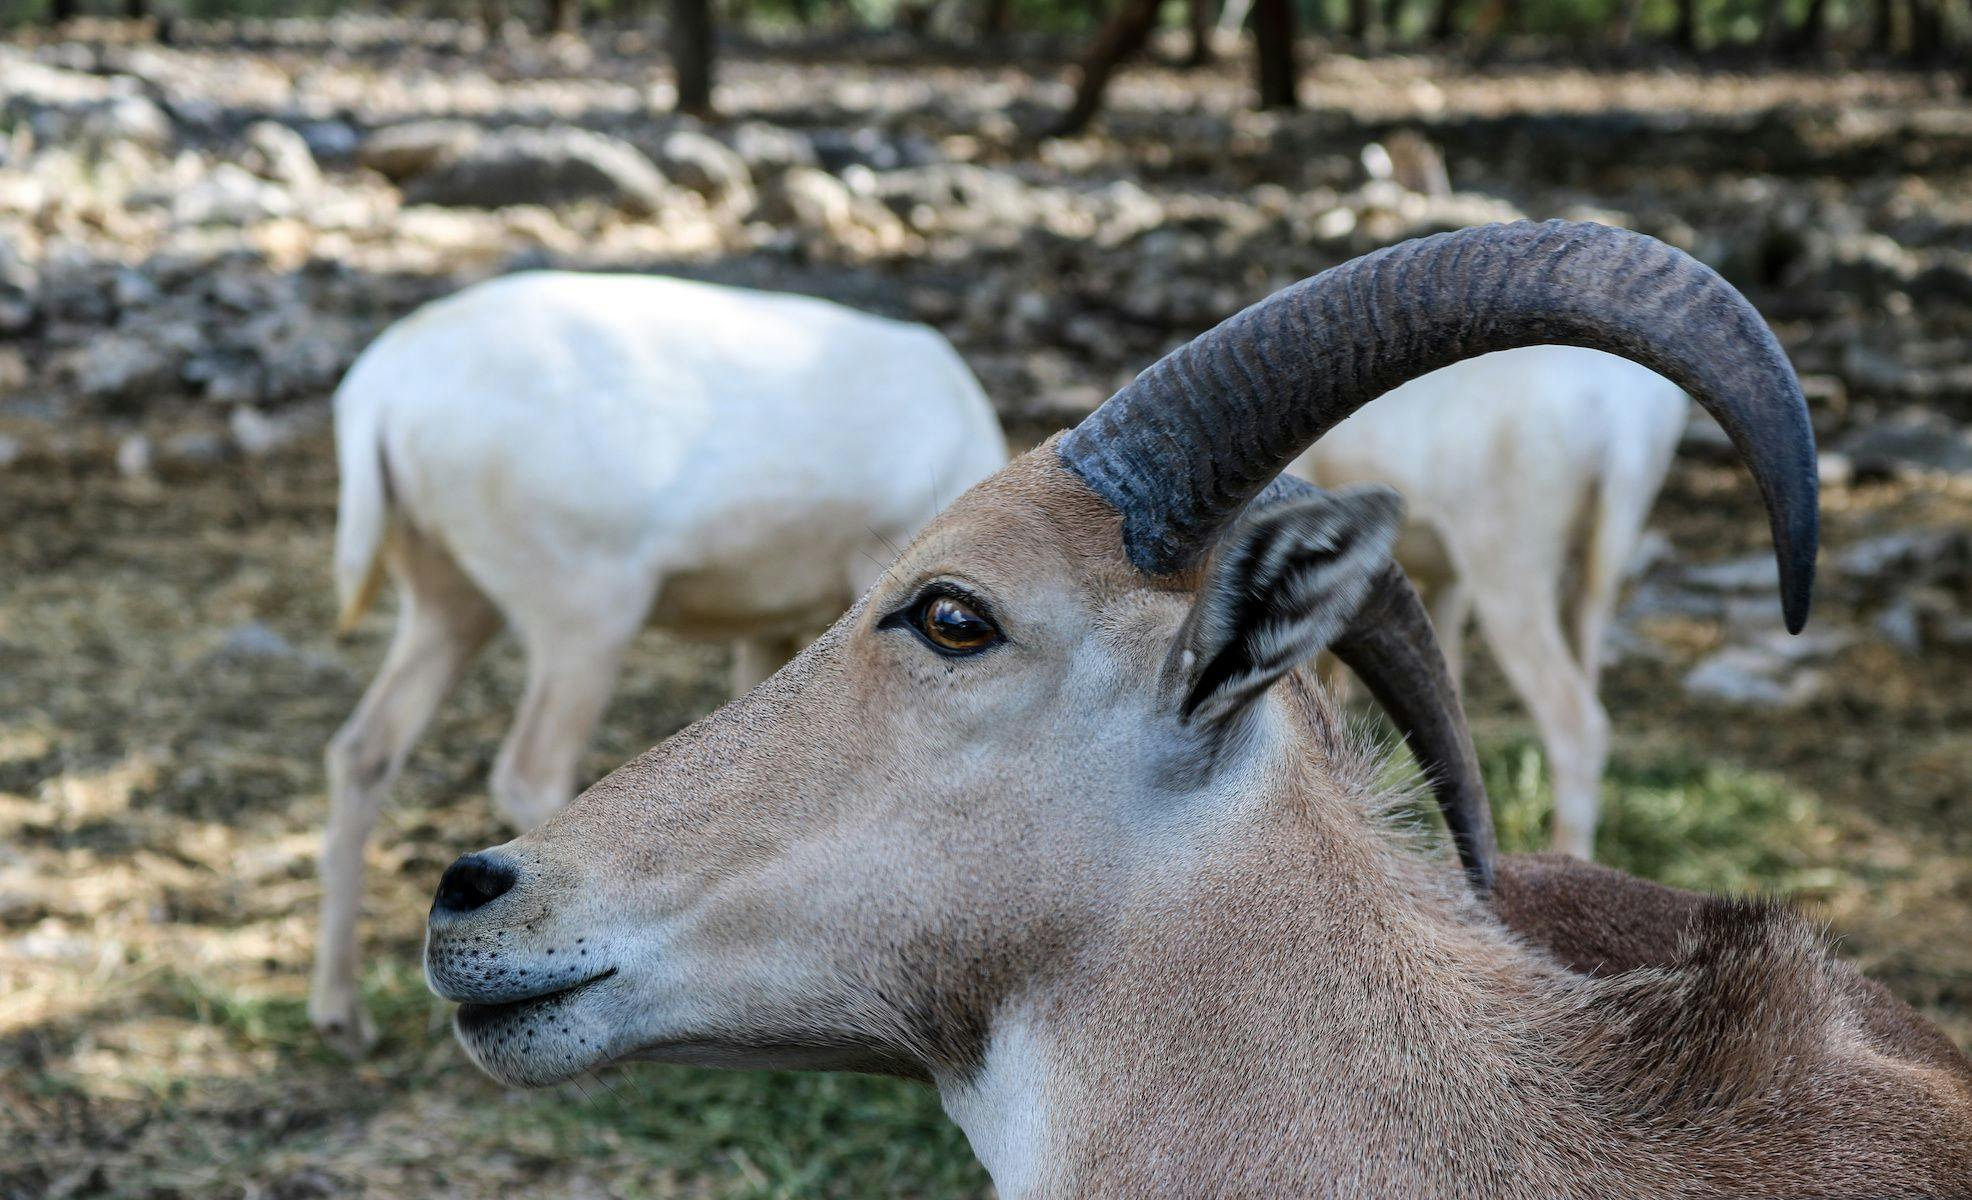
[
  {"left": 160, "top": 428, "right": 229, "bottom": 467},
  {"left": 298, "top": 120, "right": 361, "bottom": 162},
  {"left": 229, "top": 403, "right": 324, "bottom": 458},
  {"left": 112, "top": 267, "right": 161, "bottom": 311},
  {"left": 0, "top": 347, "right": 27, "bottom": 394},
  {"left": 72, "top": 334, "right": 175, "bottom": 401},
  {"left": 1834, "top": 529, "right": 1970, "bottom": 591},
  {"left": 1835, "top": 409, "right": 1972, "bottom": 480},
  {"left": 358, "top": 118, "right": 481, "bottom": 182},
  {"left": 1872, "top": 587, "right": 1964, "bottom": 654},
  {"left": 78, "top": 94, "right": 174, "bottom": 153},
  {"left": 0, "top": 237, "right": 37, "bottom": 335},
  {"left": 171, "top": 165, "right": 295, "bottom": 226},
  {"left": 207, "top": 621, "right": 298, "bottom": 663},
  {"left": 402, "top": 126, "right": 669, "bottom": 214},
  {"left": 1682, "top": 645, "right": 1826, "bottom": 709},
  {"left": 810, "top": 126, "right": 941, "bottom": 174},
  {"left": 656, "top": 129, "right": 753, "bottom": 216},
  {"left": 240, "top": 121, "right": 321, "bottom": 191},
  {"left": 1681, "top": 554, "right": 1778, "bottom": 593},
  {"left": 727, "top": 121, "right": 818, "bottom": 177},
  {"left": 115, "top": 432, "right": 154, "bottom": 479},
  {"left": 0, "top": 435, "right": 21, "bottom": 468}
]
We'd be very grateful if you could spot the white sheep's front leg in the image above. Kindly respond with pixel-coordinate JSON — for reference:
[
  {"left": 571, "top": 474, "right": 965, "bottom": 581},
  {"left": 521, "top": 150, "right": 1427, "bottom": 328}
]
[
  {"left": 490, "top": 606, "right": 644, "bottom": 832},
  {"left": 312, "top": 537, "right": 498, "bottom": 1059}
]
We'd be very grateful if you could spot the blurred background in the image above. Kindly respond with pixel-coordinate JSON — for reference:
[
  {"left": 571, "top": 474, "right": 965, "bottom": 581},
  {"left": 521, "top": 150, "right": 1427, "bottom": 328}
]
[{"left": 1, "top": 1, "right": 1969, "bottom": 1195}]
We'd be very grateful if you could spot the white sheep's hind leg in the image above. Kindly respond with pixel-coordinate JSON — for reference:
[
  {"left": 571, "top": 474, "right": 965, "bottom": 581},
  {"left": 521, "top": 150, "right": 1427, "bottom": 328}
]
[
  {"left": 490, "top": 610, "right": 641, "bottom": 831},
  {"left": 1470, "top": 580, "right": 1610, "bottom": 862},
  {"left": 1424, "top": 578, "right": 1474, "bottom": 690},
  {"left": 312, "top": 530, "right": 499, "bottom": 1059}
]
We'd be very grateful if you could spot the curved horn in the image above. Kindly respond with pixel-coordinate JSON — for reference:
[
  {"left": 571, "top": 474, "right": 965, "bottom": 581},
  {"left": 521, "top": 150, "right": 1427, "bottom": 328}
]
[
  {"left": 1059, "top": 220, "right": 1818, "bottom": 633},
  {"left": 1252, "top": 475, "right": 1495, "bottom": 892}
]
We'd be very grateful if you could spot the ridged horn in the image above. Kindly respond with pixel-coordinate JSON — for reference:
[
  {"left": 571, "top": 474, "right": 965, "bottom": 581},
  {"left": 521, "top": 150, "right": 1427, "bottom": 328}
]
[{"left": 1059, "top": 220, "right": 1818, "bottom": 633}]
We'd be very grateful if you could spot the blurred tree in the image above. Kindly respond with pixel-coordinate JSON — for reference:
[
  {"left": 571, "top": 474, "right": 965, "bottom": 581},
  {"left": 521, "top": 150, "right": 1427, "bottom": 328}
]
[
  {"left": 1871, "top": 0, "right": 1896, "bottom": 49},
  {"left": 1347, "top": 0, "right": 1372, "bottom": 39},
  {"left": 980, "top": 0, "right": 1011, "bottom": 37},
  {"left": 1185, "top": 0, "right": 1213, "bottom": 63},
  {"left": 1053, "top": 0, "right": 1161, "bottom": 135},
  {"left": 1606, "top": 0, "right": 1643, "bottom": 45},
  {"left": 1382, "top": 0, "right": 1408, "bottom": 42},
  {"left": 1251, "top": 0, "right": 1297, "bottom": 106},
  {"left": 547, "top": 0, "right": 579, "bottom": 32},
  {"left": 126, "top": 0, "right": 147, "bottom": 16},
  {"left": 1787, "top": 0, "right": 1832, "bottom": 50},
  {"left": 1905, "top": 0, "right": 1946, "bottom": 58},
  {"left": 1430, "top": 0, "right": 1461, "bottom": 40},
  {"left": 50, "top": 0, "right": 79, "bottom": 20},
  {"left": 671, "top": 0, "right": 714, "bottom": 114},
  {"left": 1671, "top": 0, "right": 1698, "bottom": 48}
]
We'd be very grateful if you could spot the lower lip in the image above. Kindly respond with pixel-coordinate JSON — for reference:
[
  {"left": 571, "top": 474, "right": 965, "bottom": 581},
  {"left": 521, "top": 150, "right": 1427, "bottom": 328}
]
[{"left": 456, "top": 967, "right": 617, "bottom": 1026}]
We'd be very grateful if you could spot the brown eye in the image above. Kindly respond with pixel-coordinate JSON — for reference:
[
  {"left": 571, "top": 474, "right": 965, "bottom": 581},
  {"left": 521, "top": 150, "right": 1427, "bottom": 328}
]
[{"left": 916, "top": 593, "right": 999, "bottom": 654}]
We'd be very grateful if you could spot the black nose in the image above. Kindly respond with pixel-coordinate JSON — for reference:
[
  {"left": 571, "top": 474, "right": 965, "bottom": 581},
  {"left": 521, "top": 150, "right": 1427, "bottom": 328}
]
[{"left": 433, "top": 853, "right": 519, "bottom": 916}]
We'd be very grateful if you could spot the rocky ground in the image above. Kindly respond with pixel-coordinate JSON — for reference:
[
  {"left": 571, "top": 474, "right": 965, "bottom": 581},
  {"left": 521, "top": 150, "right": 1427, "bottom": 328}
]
[{"left": 2, "top": 18, "right": 1971, "bottom": 1199}]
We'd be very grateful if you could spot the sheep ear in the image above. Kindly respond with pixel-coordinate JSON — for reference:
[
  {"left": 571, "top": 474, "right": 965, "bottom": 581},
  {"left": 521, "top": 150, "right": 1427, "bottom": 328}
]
[{"left": 1165, "top": 484, "right": 1404, "bottom": 735}]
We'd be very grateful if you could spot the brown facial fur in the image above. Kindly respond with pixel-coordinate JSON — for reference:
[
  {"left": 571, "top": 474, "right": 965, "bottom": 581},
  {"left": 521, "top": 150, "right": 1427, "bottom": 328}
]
[{"left": 438, "top": 442, "right": 1972, "bottom": 1198}]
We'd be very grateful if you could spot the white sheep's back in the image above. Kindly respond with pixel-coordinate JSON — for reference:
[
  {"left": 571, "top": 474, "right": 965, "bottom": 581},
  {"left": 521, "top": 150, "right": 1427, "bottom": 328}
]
[
  {"left": 334, "top": 271, "right": 1006, "bottom": 636},
  {"left": 1292, "top": 345, "right": 1688, "bottom": 535}
]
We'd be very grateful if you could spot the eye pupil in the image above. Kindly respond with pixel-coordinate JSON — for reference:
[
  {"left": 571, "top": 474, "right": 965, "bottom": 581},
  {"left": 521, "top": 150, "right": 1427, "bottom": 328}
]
[{"left": 920, "top": 595, "right": 995, "bottom": 652}]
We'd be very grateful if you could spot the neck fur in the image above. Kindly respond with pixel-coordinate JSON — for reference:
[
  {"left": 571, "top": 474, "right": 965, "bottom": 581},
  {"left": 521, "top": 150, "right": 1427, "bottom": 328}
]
[{"left": 938, "top": 772, "right": 1611, "bottom": 1199}]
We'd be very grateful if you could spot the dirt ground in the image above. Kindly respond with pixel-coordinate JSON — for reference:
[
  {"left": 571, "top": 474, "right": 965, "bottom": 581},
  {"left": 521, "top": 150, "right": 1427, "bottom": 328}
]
[{"left": 4, "top": 28, "right": 1972, "bottom": 1200}]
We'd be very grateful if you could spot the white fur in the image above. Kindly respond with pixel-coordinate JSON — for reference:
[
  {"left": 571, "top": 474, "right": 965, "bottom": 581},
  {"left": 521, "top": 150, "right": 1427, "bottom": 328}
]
[
  {"left": 1292, "top": 345, "right": 1687, "bottom": 859},
  {"left": 937, "top": 1007, "right": 1059, "bottom": 1198},
  {"left": 311, "top": 270, "right": 1008, "bottom": 1056}
]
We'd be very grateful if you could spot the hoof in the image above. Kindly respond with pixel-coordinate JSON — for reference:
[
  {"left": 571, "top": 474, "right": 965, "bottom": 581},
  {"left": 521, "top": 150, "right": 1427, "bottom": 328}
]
[{"left": 311, "top": 1000, "right": 379, "bottom": 1060}]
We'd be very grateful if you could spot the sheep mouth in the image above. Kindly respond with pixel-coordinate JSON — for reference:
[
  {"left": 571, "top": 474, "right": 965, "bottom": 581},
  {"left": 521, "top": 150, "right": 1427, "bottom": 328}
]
[{"left": 454, "top": 967, "right": 617, "bottom": 1029}]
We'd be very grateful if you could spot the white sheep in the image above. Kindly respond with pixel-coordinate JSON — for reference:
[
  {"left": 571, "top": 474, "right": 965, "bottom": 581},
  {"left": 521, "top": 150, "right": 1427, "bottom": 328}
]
[
  {"left": 312, "top": 270, "right": 1008, "bottom": 1055},
  {"left": 1292, "top": 345, "right": 1688, "bottom": 859}
]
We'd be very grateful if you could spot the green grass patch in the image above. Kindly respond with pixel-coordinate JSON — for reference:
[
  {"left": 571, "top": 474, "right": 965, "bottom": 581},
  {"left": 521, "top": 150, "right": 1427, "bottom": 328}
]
[
  {"left": 1475, "top": 734, "right": 1843, "bottom": 896},
  {"left": 480, "top": 1069, "right": 986, "bottom": 1199}
]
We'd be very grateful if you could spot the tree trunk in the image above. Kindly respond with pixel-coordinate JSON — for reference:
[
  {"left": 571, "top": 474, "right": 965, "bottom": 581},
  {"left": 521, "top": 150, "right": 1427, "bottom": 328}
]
[
  {"left": 1186, "top": 0, "right": 1215, "bottom": 64},
  {"left": 1871, "top": 0, "right": 1897, "bottom": 50},
  {"left": 546, "top": 0, "right": 580, "bottom": 33},
  {"left": 1671, "top": 0, "right": 1698, "bottom": 50},
  {"left": 1381, "top": 0, "right": 1408, "bottom": 41},
  {"left": 50, "top": 0, "right": 80, "bottom": 22},
  {"left": 1757, "top": 0, "right": 1786, "bottom": 46},
  {"left": 1905, "top": 0, "right": 1945, "bottom": 58},
  {"left": 1430, "top": 0, "right": 1461, "bottom": 41},
  {"left": 980, "top": 0, "right": 1012, "bottom": 37},
  {"left": 1347, "top": 0, "right": 1373, "bottom": 39},
  {"left": 1252, "top": 0, "right": 1299, "bottom": 109},
  {"left": 125, "top": 0, "right": 148, "bottom": 18},
  {"left": 1607, "top": 0, "right": 1644, "bottom": 45},
  {"left": 789, "top": 0, "right": 813, "bottom": 26},
  {"left": 1789, "top": 0, "right": 1830, "bottom": 50},
  {"left": 481, "top": 0, "right": 508, "bottom": 36},
  {"left": 1469, "top": 0, "right": 1517, "bottom": 37},
  {"left": 1053, "top": 0, "right": 1161, "bottom": 135},
  {"left": 670, "top": 0, "right": 715, "bottom": 115}
]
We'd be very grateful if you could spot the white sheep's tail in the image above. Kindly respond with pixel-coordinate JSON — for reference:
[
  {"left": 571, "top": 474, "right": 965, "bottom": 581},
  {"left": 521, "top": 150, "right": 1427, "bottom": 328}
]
[
  {"left": 1569, "top": 410, "right": 1683, "bottom": 680},
  {"left": 332, "top": 391, "right": 391, "bottom": 636}
]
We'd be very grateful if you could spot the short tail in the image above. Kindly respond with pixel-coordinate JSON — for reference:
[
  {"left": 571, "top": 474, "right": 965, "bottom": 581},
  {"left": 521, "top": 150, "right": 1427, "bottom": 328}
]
[
  {"left": 332, "top": 392, "right": 391, "bottom": 636},
  {"left": 1568, "top": 395, "right": 1686, "bottom": 673}
]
